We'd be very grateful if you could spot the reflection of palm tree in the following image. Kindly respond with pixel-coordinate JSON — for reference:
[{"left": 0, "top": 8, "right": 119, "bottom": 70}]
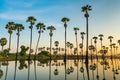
[
  {"left": 35, "top": 22, "right": 45, "bottom": 60},
  {"left": 47, "top": 26, "right": 56, "bottom": 60},
  {"left": 5, "top": 22, "right": 15, "bottom": 52},
  {"left": 14, "top": 61, "right": 17, "bottom": 80},
  {"left": 61, "top": 17, "right": 70, "bottom": 63},
  {"left": 34, "top": 61, "right": 37, "bottom": 80},
  {"left": 15, "top": 23, "right": 24, "bottom": 60},
  {"left": 73, "top": 27, "right": 79, "bottom": 59},
  {"left": 49, "top": 60, "right": 51, "bottom": 80},
  {"left": 26, "top": 16, "right": 36, "bottom": 60},
  {"left": 108, "top": 36, "right": 113, "bottom": 59},
  {"left": 82, "top": 5, "right": 92, "bottom": 64},
  {"left": 4, "top": 61, "right": 8, "bottom": 80}
]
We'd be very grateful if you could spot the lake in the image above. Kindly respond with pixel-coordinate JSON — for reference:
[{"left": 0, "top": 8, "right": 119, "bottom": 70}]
[{"left": 0, "top": 59, "right": 120, "bottom": 80}]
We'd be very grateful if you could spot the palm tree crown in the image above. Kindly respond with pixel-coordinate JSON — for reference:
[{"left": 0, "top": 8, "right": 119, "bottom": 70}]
[
  {"left": 82, "top": 5, "right": 92, "bottom": 17},
  {"left": 26, "top": 16, "right": 36, "bottom": 28},
  {"left": 15, "top": 24, "right": 24, "bottom": 32},
  {"left": 74, "top": 27, "right": 79, "bottom": 34},
  {"left": 54, "top": 41, "right": 59, "bottom": 47},
  {"left": 61, "top": 17, "right": 69, "bottom": 28},
  {"left": 36, "top": 22, "right": 46, "bottom": 33},
  {"left": 0, "top": 37, "right": 7, "bottom": 51},
  {"left": 47, "top": 26, "right": 56, "bottom": 37},
  {"left": 5, "top": 22, "right": 15, "bottom": 34},
  {"left": 80, "top": 32, "right": 85, "bottom": 40},
  {"left": 98, "top": 34, "right": 104, "bottom": 41},
  {"left": 93, "top": 36, "right": 98, "bottom": 44},
  {"left": 108, "top": 36, "right": 113, "bottom": 43}
]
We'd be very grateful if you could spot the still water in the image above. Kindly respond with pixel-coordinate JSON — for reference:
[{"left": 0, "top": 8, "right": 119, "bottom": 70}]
[{"left": 0, "top": 59, "right": 120, "bottom": 80}]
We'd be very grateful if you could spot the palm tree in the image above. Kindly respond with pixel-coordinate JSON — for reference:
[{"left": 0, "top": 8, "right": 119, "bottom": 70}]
[
  {"left": 73, "top": 27, "right": 79, "bottom": 59},
  {"left": 92, "top": 36, "right": 98, "bottom": 59},
  {"left": 54, "top": 41, "right": 59, "bottom": 54},
  {"left": 112, "top": 43, "right": 116, "bottom": 58},
  {"left": 47, "top": 25, "right": 56, "bottom": 60},
  {"left": 5, "top": 22, "right": 15, "bottom": 52},
  {"left": 61, "top": 17, "right": 70, "bottom": 63},
  {"left": 26, "top": 16, "right": 36, "bottom": 60},
  {"left": 15, "top": 23, "right": 24, "bottom": 60},
  {"left": 0, "top": 37, "right": 7, "bottom": 51},
  {"left": 34, "top": 22, "right": 45, "bottom": 60},
  {"left": 118, "top": 40, "right": 120, "bottom": 46},
  {"left": 82, "top": 5, "right": 92, "bottom": 64},
  {"left": 70, "top": 43, "right": 74, "bottom": 55},
  {"left": 80, "top": 32, "right": 85, "bottom": 57},
  {"left": 98, "top": 34, "right": 104, "bottom": 50},
  {"left": 108, "top": 36, "right": 114, "bottom": 58},
  {"left": 66, "top": 42, "right": 70, "bottom": 56}
]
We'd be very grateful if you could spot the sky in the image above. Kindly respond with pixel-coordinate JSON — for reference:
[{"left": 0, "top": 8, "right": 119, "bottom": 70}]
[{"left": 0, "top": 0, "right": 120, "bottom": 53}]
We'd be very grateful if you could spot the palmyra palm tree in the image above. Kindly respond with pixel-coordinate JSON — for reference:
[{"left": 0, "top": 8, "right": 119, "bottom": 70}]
[
  {"left": 82, "top": 5, "right": 92, "bottom": 63},
  {"left": 54, "top": 41, "right": 59, "bottom": 54},
  {"left": 92, "top": 36, "right": 98, "bottom": 59},
  {"left": 66, "top": 42, "right": 70, "bottom": 56},
  {"left": 112, "top": 43, "right": 116, "bottom": 58},
  {"left": 34, "top": 22, "right": 45, "bottom": 60},
  {"left": 47, "top": 25, "right": 56, "bottom": 60},
  {"left": 26, "top": 16, "right": 36, "bottom": 60},
  {"left": 118, "top": 40, "right": 120, "bottom": 46},
  {"left": 5, "top": 22, "right": 15, "bottom": 52},
  {"left": 73, "top": 27, "right": 79, "bottom": 59},
  {"left": 108, "top": 36, "right": 114, "bottom": 58},
  {"left": 15, "top": 23, "right": 24, "bottom": 60},
  {"left": 80, "top": 32, "right": 85, "bottom": 57},
  {"left": 70, "top": 43, "right": 74, "bottom": 55},
  {"left": 98, "top": 34, "right": 104, "bottom": 50},
  {"left": 61, "top": 17, "right": 70, "bottom": 63},
  {"left": 0, "top": 37, "right": 7, "bottom": 51}
]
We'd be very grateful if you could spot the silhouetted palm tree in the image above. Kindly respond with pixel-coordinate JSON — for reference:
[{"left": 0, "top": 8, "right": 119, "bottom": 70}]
[
  {"left": 82, "top": 5, "right": 92, "bottom": 64},
  {"left": 0, "top": 37, "right": 7, "bottom": 51},
  {"left": 112, "top": 43, "right": 116, "bottom": 58},
  {"left": 35, "top": 22, "right": 45, "bottom": 60},
  {"left": 74, "top": 27, "right": 79, "bottom": 59},
  {"left": 98, "top": 34, "right": 104, "bottom": 50},
  {"left": 66, "top": 42, "right": 70, "bottom": 56},
  {"left": 5, "top": 22, "right": 15, "bottom": 52},
  {"left": 108, "top": 36, "right": 114, "bottom": 58},
  {"left": 92, "top": 36, "right": 98, "bottom": 59},
  {"left": 47, "top": 26, "right": 56, "bottom": 60},
  {"left": 26, "top": 16, "right": 36, "bottom": 60},
  {"left": 61, "top": 17, "right": 70, "bottom": 63},
  {"left": 118, "top": 40, "right": 120, "bottom": 46},
  {"left": 80, "top": 32, "right": 85, "bottom": 57},
  {"left": 70, "top": 43, "right": 74, "bottom": 55},
  {"left": 54, "top": 41, "right": 59, "bottom": 54},
  {"left": 15, "top": 23, "right": 24, "bottom": 60}
]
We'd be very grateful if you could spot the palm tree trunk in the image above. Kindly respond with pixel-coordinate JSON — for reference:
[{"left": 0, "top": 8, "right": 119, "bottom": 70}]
[
  {"left": 34, "top": 32, "right": 41, "bottom": 60},
  {"left": 50, "top": 36, "right": 52, "bottom": 60},
  {"left": 29, "top": 27, "right": 32, "bottom": 60},
  {"left": 85, "top": 16, "right": 89, "bottom": 64},
  {"left": 75, "top": 33, "right": 78, "bottom": 59},
  {"left": 82, "top": 39, "right": 84, "bottom": 58},
  {"left": 16, "top": 32, "right": 20, "bottom": 60},
  {"left": 9, "top": 34, "right": 12, "bottom": 53},
  {"left": 64, "top": 27, "right": 67, "bottom": 63}
]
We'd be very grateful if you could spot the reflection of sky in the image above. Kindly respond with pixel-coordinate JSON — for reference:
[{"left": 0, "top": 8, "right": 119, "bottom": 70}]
[
  {"left": 0, "top": 0, "right": 120, "bottom": 53},
  {"left": 0, "top": 59, "right": 120, "bottom": 80}
]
